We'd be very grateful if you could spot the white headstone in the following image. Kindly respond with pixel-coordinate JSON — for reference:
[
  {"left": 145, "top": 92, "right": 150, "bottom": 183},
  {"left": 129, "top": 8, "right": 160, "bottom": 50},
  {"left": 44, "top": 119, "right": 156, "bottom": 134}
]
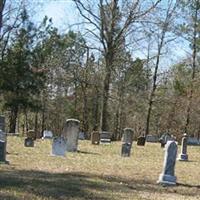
[
  {"left": 43, "top": 130, "right": 53, "bottom": 139},
  {"left": 52, "top": 137, "right": 67, "bottom": 156}
]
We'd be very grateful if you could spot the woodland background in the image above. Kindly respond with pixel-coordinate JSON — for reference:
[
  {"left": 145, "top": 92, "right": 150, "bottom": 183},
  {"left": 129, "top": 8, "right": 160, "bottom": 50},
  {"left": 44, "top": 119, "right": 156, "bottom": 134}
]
[{"left": 0, "top": 0, "right": 200, "bottom": 141}]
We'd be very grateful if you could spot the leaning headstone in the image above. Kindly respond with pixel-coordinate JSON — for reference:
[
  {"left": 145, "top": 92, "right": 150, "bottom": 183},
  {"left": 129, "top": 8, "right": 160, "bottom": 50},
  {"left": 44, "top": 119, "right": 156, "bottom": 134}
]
[
  {"left": 0, "top": 116, "right": 5, "bottom": 132},
  {"left": 178, "top": 133, "right": 188, "bottom": 161},
  {"left": 121, "top": 128, "right": 134, "bottom": 157},
  {"left": 62, "top": 119, "right": 80, "bottom": 152},
  {"left": 24, "top": 138, "right": 34, "bottom": 147},
  {"left": 0, "top": 130, "right": 6, "bottom": 162},
  {"left": 100, "top": 131, "right": 111, "bottom": 144},
  {"left": 137, "top": 136, "right": 146, "bottom": 146},
  {"left": 91, "top": 131, "right": 100, "bottom": 145},
  {"left": 52, "top": 137, "right": 66, "bottom": 156},
  {"left": 42, "top": 130, "right": 53, "bottom": 139},
  {"left": 157, "top": 141, "right": 178, "bottom": 185}
]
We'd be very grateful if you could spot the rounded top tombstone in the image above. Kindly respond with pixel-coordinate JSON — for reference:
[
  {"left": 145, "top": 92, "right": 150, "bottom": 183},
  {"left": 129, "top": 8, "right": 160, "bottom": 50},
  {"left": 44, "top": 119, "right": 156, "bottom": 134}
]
[{"left": 66, "top": 119, "right": 80, "bottom": 124}]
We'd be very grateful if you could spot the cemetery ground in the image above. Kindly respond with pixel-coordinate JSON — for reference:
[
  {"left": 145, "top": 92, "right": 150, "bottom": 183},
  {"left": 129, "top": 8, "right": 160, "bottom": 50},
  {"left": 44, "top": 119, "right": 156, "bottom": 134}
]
[{"left": 0, "top": 137, "right": 200, "bottom": 200}]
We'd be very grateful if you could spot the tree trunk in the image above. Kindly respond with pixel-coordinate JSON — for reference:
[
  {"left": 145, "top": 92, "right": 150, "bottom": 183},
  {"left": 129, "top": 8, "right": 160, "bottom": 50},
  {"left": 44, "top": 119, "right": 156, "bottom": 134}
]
[
  {"left": 145, "top": 25, "right": 167, "bottom": 137},
  {"left": 92, "top": 87, "right": 99, "bottom": 131},
  {"left": 9, "top": 106, "right": 18, "bottom": 133},
  {"left": 34, "top": 112, "right": 39, "bottom": 139},
  {"left": 100, "top": 67, "right": 111, "bottom": 132},
  {"left": 24, "top": 110, "right": 29, "bottom": 132},
  {"left": 82, "top": 86, "right": 89, "bottom": 134},
  {"left": 0, "top": 0, "right": 6, "bottom": 35}
]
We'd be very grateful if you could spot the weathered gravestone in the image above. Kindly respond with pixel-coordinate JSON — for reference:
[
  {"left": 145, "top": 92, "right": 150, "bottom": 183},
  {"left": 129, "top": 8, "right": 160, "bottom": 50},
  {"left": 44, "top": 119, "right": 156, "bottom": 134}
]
[
  {"left": 121, "top": 128, "right": 134, "bottom": 157},
  {"left": 78, "top": 131, "right": 85, "bottom": 140},
  {"left": 100, "top": 131, "right": 112, "bottom": 144},
  {"left": 157, "top": 141, "right": 178, "bottom": 185},
  {"left": 0, "top": 130, "right": 7, "bottom": 162},
  {"left": 42, "top": 130, "right": 53, "bottom": 139},
  {"left": 62, "top": 119, "right": 80, "bottom": 152},
  {"left": 24, "top": 138, "right": 34, "bottom": 147},
  {"left": 137, "top": 136, "right": 146, "bottom": 146},
  {"left": 146, "top": 135, "right": 159, "bottom": 143},
  {"left": 178, "top": 133, "right": 188, "bottom": 161},
  {"left": 52, "top": 137, "right": 66, "bottom": 156},
  {"left": 91, "top": 131, "right": 100, "bottom": 145},
  {"left": 24, "top": 130, "right": 35, "bottom": 147},
  {"left": 159, "top": 132, "right": 174, "bottom": 148}
]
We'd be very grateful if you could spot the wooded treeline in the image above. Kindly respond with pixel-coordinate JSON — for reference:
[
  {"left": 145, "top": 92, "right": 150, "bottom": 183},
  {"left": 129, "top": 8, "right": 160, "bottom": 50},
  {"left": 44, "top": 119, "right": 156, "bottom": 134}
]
[{"left": 0, "top": 0, "right": 200, "bottom": 140}]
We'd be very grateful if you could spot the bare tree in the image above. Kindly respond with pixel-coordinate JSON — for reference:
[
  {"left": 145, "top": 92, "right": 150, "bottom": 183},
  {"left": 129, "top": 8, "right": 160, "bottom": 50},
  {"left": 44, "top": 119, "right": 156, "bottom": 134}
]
[
  {"left": 73, "top": 0, "right": 161, "bottom": 132},
  {"left": 144, "top": 0, "right": 178, "bottom": 138}
]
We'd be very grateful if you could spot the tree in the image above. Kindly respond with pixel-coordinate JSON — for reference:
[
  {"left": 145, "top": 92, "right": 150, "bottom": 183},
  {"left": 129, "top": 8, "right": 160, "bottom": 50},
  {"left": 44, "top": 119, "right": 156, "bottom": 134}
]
[
  {"left": 73, "top": 0, "right": 161, "bottom": 132},
  {"left": 144, "top": 0, "right": 178, "bottom": 138},
  {"left": 0, "top": 9, "right": 46, "bottom": 133},
  {"left": 178, "top": 0, "right": 200, "bottom": 133}
]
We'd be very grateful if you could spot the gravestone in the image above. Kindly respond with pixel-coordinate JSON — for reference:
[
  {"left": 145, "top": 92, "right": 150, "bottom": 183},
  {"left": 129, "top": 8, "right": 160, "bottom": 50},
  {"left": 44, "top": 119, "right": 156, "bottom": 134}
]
[
  {"left": 187, "top": 137, "right": 200, "bottom": 146},
  {"left": 0, "top": 116, "right": 5, "bottom": 132},
  {"left": 78, "top": 131, "right": 85, "bottom": 140},
  {"left": 121, "top": 143, "right": 132, "bottom": 157},
  {"left": 24, "top": 138, "right": 34, "bottom": 147},
  {"left": 146, "top": 135, "right": 159, "bottom": 143},
  {"left": 178, "top": 133, "right": 188, "bottom": 161},
  {"left": 25, "top": 129, "right": 35, "bottom": 147},
  {"left": 122, "top": 128, "right": 134, "bottom": 145},
  {"left": 42, "top": 130, "right": 53, "bottom": 139},
  {"left": 0, "top": 130, "right": 6, "bottom": 162},
  {"left": 62, "top": 119, "right": 80, "bottom": 152},
  {"left": 52, "top": 137, "right": 67, "bottom": 156},
  {"left": 100, "top": 131, "right": 111, "bottom": 144},
  {"left": 137, "top": 136, "right": 146, "bottom": 146},
  {"left": 159, "top": 132, "right": 174, "bottom": 148},
  {"left": 91, "top": 131, "right": 100, "bottom": 145},
  {"left": 121, "top": 128, "right": 134, "bottom": 157},
  {"left": 157, "top": 141, "right": 178, "bottom": 185}
]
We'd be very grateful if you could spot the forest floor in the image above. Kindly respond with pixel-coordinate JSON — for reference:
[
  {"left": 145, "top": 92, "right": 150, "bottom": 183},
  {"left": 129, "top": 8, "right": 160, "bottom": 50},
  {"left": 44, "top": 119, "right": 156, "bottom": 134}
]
[{"left": 0, "top": 136, "right": 200, "bottom": 200}]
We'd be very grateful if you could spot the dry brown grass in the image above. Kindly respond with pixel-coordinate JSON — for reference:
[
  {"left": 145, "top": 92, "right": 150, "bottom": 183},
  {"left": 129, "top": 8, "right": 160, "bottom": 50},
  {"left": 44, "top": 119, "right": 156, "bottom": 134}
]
[{"left": 0, "top": 136, "right": 200, "bottom": 200}]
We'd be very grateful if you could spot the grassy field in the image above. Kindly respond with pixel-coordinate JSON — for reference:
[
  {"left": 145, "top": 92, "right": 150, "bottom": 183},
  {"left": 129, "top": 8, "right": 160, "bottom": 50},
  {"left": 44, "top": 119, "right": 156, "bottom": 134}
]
[{"left": 0, "top": 136, "right": 200, "bottom": 200}]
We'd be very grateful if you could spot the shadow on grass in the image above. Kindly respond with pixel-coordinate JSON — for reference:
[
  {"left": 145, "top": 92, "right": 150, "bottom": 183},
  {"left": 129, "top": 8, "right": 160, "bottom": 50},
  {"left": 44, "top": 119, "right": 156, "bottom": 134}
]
[
  {"left": 77, "top": 150, "right": 100, "bottom": 155},
  {"left": 177, "top": 182, "right": 200, "bottom": 188},
  {"left": 0, "top": 169, "right": 200, "bottom": 200}
]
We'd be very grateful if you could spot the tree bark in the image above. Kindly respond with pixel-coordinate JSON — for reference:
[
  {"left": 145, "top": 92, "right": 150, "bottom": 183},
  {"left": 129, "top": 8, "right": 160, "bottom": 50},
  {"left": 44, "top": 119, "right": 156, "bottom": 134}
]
[
  {"left": 100, "top": 65, "right": 112, "bottom": 131},
  {"left": 0, "top": 0, "right": 6, "bottom": 34}
]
